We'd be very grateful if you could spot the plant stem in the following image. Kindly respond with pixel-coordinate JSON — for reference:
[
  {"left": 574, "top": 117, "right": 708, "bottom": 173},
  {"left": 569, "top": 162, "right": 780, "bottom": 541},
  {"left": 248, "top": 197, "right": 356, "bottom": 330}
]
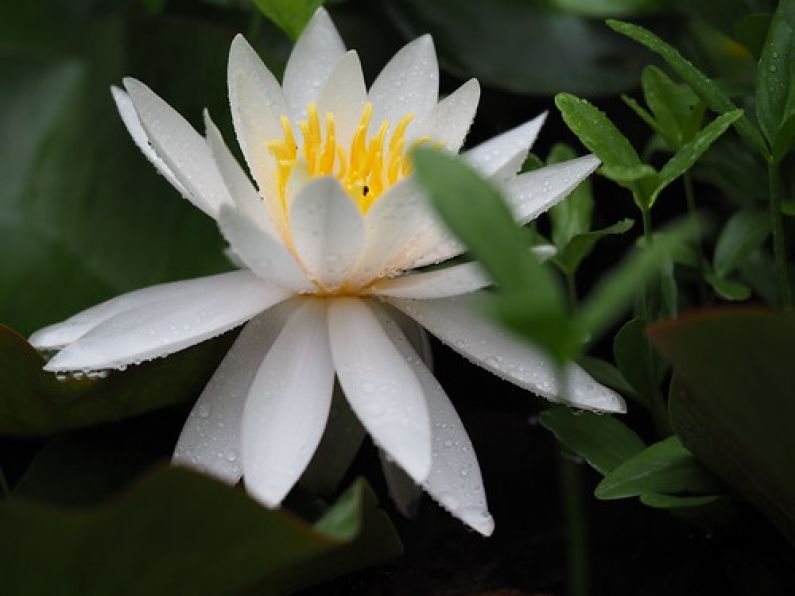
[
  {"left": 641, "top": 205, "right": 654, "bottom": 245},
  {"left": 559, "top": 449, "right": 589, "bottom": 596},
  {"left": 768, "top": 162, "right": 793, "bottom": 309}
]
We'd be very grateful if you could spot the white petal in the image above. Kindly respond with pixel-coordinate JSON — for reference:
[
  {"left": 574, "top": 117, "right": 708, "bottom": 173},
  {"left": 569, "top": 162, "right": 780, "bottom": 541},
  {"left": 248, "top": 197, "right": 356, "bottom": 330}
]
[
  {"left": 463, "top": 112, "right": 547, "bottom": 182},
  {"left": 30, "top": 271, "right": 259, "bottom": 350},
  {"left": 45, "top": 272, "right": 291, "bottom": 372},
  {"left": 227, "top": 34, "right": 289, "bottom": 213},
  {"left": 123, "top": 78, "right": 231, "bottom": 217},
  {"left": 289, "top": 177, "right": 365, "bottom": 289},
  {"left": 204, "top": 110, "right": 278, "bottom": 239},
  {"left": 377, "top": 307, "right": 494, "bottom": 535},
  {"left": 111, "top": 86, "right": 191, "bottom": 201},
  {"left": 369, "top": 261, "right": 490, "bottom": 299},
  {"left": 327, "top": 297, "right": 432, "bottom": 482},
  {"left": 173, "top": 301, "right": 295, "bottom": 484},
  {"left": 389, "top": 294, "right": 626, "bottom": 413},
  {"left": 347, "top": 179, "right": 438, "bottom": 288},
  {"left": 504, "top": 155, "right": 601, "bottom": 225},
  {"left": 242, "top": 299, "right": 335, "bottom": 507},
  {"left": 315, "top": 50, "right": 368, "bottom": 149},
  {"left": 282, "top": 7, "right": 346, "bottom": 121},
  {"left": 379, "top": 451, "right": 422, "bottom": 517},
  {"left": 410, "top": 78, "right": 480, "bottom": 153},
  {"left": 217, "top": 206, "right": 314, "bottom": 292},
  {"left": 369, "top": 35, "right": 439, "bottom": 128}
]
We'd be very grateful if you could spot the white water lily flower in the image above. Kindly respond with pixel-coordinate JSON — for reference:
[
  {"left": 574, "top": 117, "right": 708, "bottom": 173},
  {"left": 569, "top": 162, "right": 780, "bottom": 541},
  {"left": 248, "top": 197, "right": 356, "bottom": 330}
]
[{"left": 30, "top": 8, "right": 624, "bottom": 536}]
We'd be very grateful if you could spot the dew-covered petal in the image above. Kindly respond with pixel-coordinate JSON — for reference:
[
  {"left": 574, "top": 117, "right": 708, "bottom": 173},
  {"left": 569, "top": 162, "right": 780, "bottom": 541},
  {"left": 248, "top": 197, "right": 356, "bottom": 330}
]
[
  {"left": 315, "top": 50, "right": 368, "bottom": 149},
  {"left": 242, "top": 299, "right": 335, "bottom": 507},
  {"left": 217, "top": 206, "right": 314, "bottom": 292},
  {"left": 45, "top": 272, "right": 291, "bottom": 372},
  {"left": 30, "top": 272, "right": 262, "bottom": 351},
  {"left": 289, "top": 177, "right": 365, "bottom": 290},
  {"left": 327, "top": 297, "right": 432, "bottom": 482},
  {"left": 123, "top": 78, "right": 231, "bottom": 217},
  {"left": 173, "top": 301, "right": 295, "bottom": 484},
  {"left": 376, "top": 307, "right": 494, "bottom": 535},
  {"left": 369, "top": 35, "right": 439, "bottom": 129},
  {"left": 463, "top": 112, "right": 547, "bottom": 182},
  {"left": 369, "top": 261, "right": 489, "bottom": 299},
  {"left": 282, "top": 7, "right": 346, "bottom": 121},
  {"left": 389, "top": 294, "right": 626, "bottom": 413},
  {"left": 503, "top": 155, "right": 601, "bottom": 225},
  {"left": 111, "top": 86, "right": 192, "bottom": 202},
  {"left": 410, "top": 78, "right": 480, "bottom": 153},
  {"left": 346, "top": 179, "right": 438, "bottom": 288}
]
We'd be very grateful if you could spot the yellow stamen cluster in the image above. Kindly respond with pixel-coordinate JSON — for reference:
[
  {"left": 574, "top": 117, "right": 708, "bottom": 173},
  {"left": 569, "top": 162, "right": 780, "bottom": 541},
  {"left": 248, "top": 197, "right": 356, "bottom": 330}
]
[{"left": 266, "top": 102, "right": 431, "bottom": 212}]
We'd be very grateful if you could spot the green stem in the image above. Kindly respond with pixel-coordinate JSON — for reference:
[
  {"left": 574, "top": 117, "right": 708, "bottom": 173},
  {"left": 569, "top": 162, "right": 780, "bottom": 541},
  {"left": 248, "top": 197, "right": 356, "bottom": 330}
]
[
  {"left": 768, "top": 162, "right": 793, "bottom": 309},
  {"left": 566, "top": 272, "right": 577, "bottom": 310},
  {"left": 559, "top": 449, "right": 589, "bottom": 596}
]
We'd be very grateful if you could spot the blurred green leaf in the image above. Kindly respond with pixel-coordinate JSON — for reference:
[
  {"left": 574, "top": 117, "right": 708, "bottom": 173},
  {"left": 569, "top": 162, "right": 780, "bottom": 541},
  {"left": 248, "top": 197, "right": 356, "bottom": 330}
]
[
  {"left": 595, "top": 436, "right": 721, "bottom": 500},
  {"left": 547, "top": 144, "right": 593, "bottom": 249},
  {"left": 650, "top": 110, "right": 744, "bottom": 205},
  {"left": 733, "top": 12, "right": 773, "bottom": 59},
  {"left": 0, "top": 324, "right": 233, "bottom": 437},
  {"left": 713, "top": 207, "right": 771, "bottom": 277},
  {"left": 540, "top": 406, "right": 645, "bottom": 475},
  {"left": 553, "top": 219, "right": 634, "bottom": 275},
  {"left": 0, "top": 466, "right": 401, "bottom": 595},
  {"left": 385, "top": 0, "right": 646, "bottom": 96},
  {"left": 613, "top": 318, "right": 665, "bottom": 406},
  {"left": 607, "top": 19, "right": 770, "bottom": 159},
  {"left": 641, "top": 65, "right": 704, "bottom": 148},
  {"left": 549, "top": 0, "right": 661, "bottom": 18},
  {"left": 650, "top": 310, "right": 795, "bottom": 543},
  {"left": 704, "top": 272, "right": 752, "bottom": 301},
  {"left": 756, "top": 0, "right": 795, "bottom": 154},
  {"left": 253, "top": 0, "right": 324, "bottom": 40}
]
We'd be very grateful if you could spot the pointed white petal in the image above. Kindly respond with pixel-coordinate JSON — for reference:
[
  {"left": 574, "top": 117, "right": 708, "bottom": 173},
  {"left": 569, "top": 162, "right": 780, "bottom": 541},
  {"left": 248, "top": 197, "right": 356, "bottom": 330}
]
[
  {"left": 410, "top": 79, "right": 480, "bottom": 153},
  {"left": 504, "top": 155, "right": 601, "bottom": 225},
  {"left": 217, "top": 206, "right": 314, "bottom": 292},
  {"left": 289, "top": 177, "right": 365, "bottom": 289},
  {"left": 30, "top": 271, "right": 261, "bottom": 351},
  {"left": 389, "top": 294, "right": 626, "bottom": 413},
  {"left": 327, "top": 297, "right": 432, "bottom": 482},
  {"left": 316, "top": 50, "right": 368, "bottom": 149},
  {"left": 369, "top": 35, "right": 439, "bottom": 128},
  {"left": 123, "top": 78, "right": 231, "bottom": 217},
  {"left": 369, "top": 261, "right": 490, "bottom": 299},
  {"left": 377, "top": 307, "right": 494, "bottom": 535},
  {"left": 242, "top": 299, "right": 335, "bottom": 507},
  {"left": 463, "top": 112, "right": 547, "bottom": 182},
  {"left": 173, "top": 301, "right": 295, "bottom": 484},
  {"left": 380, "top": 451, "right": 422, "bottom": 517},
  {"left": 283, "top": 7, "right": 346, "bottom": 121},
  {"left": 204, "top": 110, "right": 278, "bottom": 239},
  {"left": 45, "top": 272, "right": 291, "bottom": 372},
  {"left": 347, "top": 179, "right": 438, "bottom": 288},
  {"left": 111, "top": 86, "right": 192, "bottom": 201}
]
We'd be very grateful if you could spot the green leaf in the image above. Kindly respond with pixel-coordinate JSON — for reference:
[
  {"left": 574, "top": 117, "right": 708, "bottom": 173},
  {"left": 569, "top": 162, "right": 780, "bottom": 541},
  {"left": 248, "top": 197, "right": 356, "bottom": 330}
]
[
  {"left": 547, "top": 144, "right": 593, "bottom": 249},
  {"left": 650, "top": 110, "right": 744, "bottom": 205},
  {"left": 639, "top": 492, "right": 723, "bottom": 509},
  {"left": 0, "top": 467, "right": 402, "bottom": 595},
  {"left": 641, "top": 65, "right": 704, "bottom": 148},
  {"left": 384, "top": 0, "right": 647, "bottom": 96},
  {"left": 412, "top": 147, "right": 571, "bottom": 360},
  {"left": 771, "top": 111, "right": 795, "bottom": 162},
  {"left": 733, "top": 12, "right": 773, "bottom": 59},
  {"left": 553, "top": 218, "right": 634, "bottom": 275},
  {"left": 577, "top": 355, "right": 637, "bottom": 398},
  {"left": 595, "top": 436, "right": 721, "bottom": 500},
  {"left": 549, "top": 0, "right": 661, "bottom": 18},
  {"left": 599, "top": 164, "right": 659, "bottom": 186},
  {"left": 0, "top": 324, "right": 233, "bottom": 437},
  {"left": 252, "top": 0, "right": 324, "bottom": 40},
  {"left": 713, "top": 208, "right": 771, "bottom": 277},
  {"left": 649, "top": 310, "right": 795, "bottom": 543},
  {"left": 621, "top": 93, "right": 666, "bottom": 138},
  {"left": 540, "top": 406, "right": 645, "bottom": 475},
  {"left": 756, "top": 0, "right": 795, "bottom": 149},
  {"left": 613, "top": 318, "right": 666, "bottom": 405},
  {"left": 704, "top": 272, "right": 752, "bottom": 301},
  {"left": 606, "top": 19, "right": 770, "bottom": 159}
]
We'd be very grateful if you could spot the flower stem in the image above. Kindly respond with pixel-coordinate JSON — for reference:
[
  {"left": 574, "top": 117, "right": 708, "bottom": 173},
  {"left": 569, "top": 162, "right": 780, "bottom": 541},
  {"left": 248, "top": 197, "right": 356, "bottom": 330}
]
[
  {"left": 768, "top": 162, "right": 793, "bottom": 310},
  {"left": 559, "top": 449, "right": 589, "bottom": 596}
]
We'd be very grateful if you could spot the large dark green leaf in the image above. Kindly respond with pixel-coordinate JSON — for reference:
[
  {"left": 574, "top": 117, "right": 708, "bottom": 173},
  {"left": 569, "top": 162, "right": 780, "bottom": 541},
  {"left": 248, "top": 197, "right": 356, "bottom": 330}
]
[
  {"left": 0, "top": 466, "right": 402, "bottom": 595},
  {"left": 0, "top": 5, "right": 232, "bottom": 336},
  {"left": 649, "top": 309, "right": 795, "bottom": 543},
  {"left": 0, "top": 323, "right": 233, "bottom": 437},
  {"left": 384, "top": 0, "right": 646, "bottom": 96}
]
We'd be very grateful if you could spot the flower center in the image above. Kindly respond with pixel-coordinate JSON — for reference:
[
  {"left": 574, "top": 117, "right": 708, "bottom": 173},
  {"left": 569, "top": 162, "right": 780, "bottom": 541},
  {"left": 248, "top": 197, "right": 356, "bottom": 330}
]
[{"left": 266, "top": 102, "right": 431, "bottom": 212}]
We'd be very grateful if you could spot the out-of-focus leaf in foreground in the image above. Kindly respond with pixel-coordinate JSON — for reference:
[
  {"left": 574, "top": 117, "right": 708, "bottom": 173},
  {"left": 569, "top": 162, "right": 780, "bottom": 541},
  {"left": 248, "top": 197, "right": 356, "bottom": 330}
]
[
  {"left": 649, "top": 309, "right": 795, "bottom": 544},
  {"left": 0, "top": 466, "right": 401, "bottom": 595},
  {"left": 253, "top": 0, "right": 325, "bottom": 40}
]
